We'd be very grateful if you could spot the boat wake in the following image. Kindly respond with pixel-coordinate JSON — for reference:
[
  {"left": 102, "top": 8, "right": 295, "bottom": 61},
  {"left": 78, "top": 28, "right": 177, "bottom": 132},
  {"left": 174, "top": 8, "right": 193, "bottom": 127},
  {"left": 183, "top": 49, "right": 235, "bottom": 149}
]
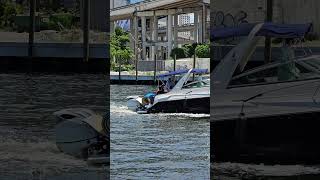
[
  {"left": 0, "top": 128, "right": 107, "bottom": 179},
  {"left": 111, "top": 103, "right": 209, "bottom": 119},
  {"left": 158, "top": 113, "right": 210, "bottom": 118}
]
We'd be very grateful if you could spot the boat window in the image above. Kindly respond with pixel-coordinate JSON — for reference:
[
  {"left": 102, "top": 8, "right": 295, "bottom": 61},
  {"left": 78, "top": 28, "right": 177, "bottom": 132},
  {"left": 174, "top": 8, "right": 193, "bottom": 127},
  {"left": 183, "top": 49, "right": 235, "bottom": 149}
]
[
  {"left": 229, "top": 59, "right": 320, "bottom": 86},
  {"left": 182, "top": 78, "right": 210, "bottom": 89}
]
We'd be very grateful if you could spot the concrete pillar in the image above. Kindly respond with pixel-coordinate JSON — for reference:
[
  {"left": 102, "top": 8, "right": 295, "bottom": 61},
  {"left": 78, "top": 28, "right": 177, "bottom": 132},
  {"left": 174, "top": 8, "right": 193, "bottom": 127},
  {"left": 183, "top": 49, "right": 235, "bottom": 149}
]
[
  {"left": 130, "top": 18, "right": 135, "bottom": 50},
  {"left": 151, "top": 15, "right": 158, "bottom": 61},
  {"left": 133, "top": 15, "right": 138, "bottom": 62},
  {"left": 110, "top": 21, "right": 114, "bottom": 33},
  {"left": 194, "top": 12, "right": 199, "bottom": 43},
  {"left": 167, "top": 14, "right": 173, "bottom": 60},
  {"left": 141, "top": 16, "right": 147, "bottom": 60},
  {"left": 199, "top": 11, "right": 203, "bottom": 43},
  {"left": 174, "top": 14, "right": 178, "bottom": 48},
  {"left": 110, "top": 0, "right": 114, "bottom": 9},
  {"left": 202, "top": 5, "right": 207, "bottom": 43},
  {"left": 154, "top": 16, "right": 159, "bottom": 59}
]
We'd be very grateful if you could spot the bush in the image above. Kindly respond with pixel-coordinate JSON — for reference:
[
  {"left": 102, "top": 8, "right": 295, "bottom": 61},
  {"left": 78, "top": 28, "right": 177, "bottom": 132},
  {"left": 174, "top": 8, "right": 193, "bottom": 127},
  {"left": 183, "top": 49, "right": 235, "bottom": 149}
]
[
  {"left": 48, "top": 13, "right": 75, "bottom": 30},
  {"left": 170, "top": 47, "right": 186, "bottom": 59},
  {"left": 182, "top": 43, "right": 198, "bottom": 58},
  {"left": 195, "top": 44, "right": 210, "bottom": 58},
  {"left": 111, "top": 61, "right": 135, "bottom": 72}
]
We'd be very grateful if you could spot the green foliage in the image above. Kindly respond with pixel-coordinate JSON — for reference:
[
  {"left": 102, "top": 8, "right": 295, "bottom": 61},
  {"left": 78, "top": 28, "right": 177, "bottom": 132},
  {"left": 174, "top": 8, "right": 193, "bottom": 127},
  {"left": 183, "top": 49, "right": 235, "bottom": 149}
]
[
  {"left": 0, "top": 1, "right": 18, "bottom": 27},
  {"left": 182, "top": 43, "right": 198, "bottom": 58},
  {"left": 0, "top": 1, "right": 28, "bottom": 30},
  {"left": 111, "top": 27, "right": 134, "bottom": 71},
  {"left": 48, "top": 13, "right": 75, "bottom": 30},
  {"left": 170, "top": 47, "right": 186, "bottom": 59},
  {"left": 195, "top": 44, "right": 210, "bottom": 58}
]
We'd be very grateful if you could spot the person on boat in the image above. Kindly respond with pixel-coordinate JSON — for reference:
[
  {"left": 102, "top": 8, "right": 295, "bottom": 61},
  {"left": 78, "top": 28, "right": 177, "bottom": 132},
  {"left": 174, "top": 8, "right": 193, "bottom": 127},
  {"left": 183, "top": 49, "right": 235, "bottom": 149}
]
[
  {"left": 142, "top": 92, "right": 156, "bottom": 108},
  {"left": 278, "top": 38, "right": 300, "bottom": 81},
  {"left": 156, "top": 84, "right": 166, "bottom": 95},
  {"left": 165, "top": 77, "right": 175, "bottom": 92},
  {"left": 196, "top": 75, "right": 204, "bottom": 87}
]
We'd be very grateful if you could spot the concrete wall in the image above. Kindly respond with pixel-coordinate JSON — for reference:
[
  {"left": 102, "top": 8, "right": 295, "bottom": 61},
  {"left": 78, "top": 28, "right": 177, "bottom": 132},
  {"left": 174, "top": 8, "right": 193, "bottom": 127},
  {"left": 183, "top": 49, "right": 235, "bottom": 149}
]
[
  {"left": 133, "top": 58, "right": 210, "bottom": 72},
  {"left": 80, "top": 0, "right": 109, "bottom": 32},
  {"left": 279, "top": 0, "right": 320, "bottom": 34},
  {"left": 165, "top": 58, "right": 210, "bottom": 72},
  {"left": 0, "top": 42, "right": 108, "bottom": 58},
  {"left": 211, "top": 0, "right": 320, "bottom": 34}
]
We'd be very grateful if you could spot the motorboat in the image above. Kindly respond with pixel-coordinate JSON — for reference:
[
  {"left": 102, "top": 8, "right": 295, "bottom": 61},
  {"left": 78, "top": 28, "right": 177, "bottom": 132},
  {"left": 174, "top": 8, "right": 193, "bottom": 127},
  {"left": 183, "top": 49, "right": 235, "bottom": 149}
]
[
  {"left": 127, "top": 69, "right": 210, "bottom": 114},
  {"left": 54, "top": 108, "right": 109, "bottom": 165},
  {"left": 211, "top": 22, "right": 320, "bottom": 164}
]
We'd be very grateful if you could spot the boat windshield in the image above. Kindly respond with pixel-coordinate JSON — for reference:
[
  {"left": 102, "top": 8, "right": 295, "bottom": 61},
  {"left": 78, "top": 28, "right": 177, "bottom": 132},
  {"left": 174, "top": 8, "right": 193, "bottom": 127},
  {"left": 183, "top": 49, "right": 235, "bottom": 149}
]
[
  {"left": 182, "top": 75, "right": 210, "bottom": 89},
  {"left": 229, "top": 55, "right": 320, "bottom": 87}
]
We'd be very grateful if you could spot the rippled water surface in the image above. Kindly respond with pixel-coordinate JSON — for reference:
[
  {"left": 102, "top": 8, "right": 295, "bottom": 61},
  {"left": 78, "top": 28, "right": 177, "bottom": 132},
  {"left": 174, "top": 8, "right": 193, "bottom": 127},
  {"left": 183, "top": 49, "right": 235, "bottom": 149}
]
[
  {"left": 110, "top": 85, "right": 210, "bottom": 179},
  {"left": 0, "top": 73, "right": 108, "bottom": 180}
]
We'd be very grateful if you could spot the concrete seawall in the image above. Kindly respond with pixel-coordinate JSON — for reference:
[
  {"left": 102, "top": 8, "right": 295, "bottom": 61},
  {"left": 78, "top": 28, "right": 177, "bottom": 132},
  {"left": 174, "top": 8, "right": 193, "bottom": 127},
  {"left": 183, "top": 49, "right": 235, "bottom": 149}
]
[
  {"left": 0, "top": 42, "right": 108, "bottom": 73},
  {"left": 0, "top": 57, "right": 108, "bottom": 73}
]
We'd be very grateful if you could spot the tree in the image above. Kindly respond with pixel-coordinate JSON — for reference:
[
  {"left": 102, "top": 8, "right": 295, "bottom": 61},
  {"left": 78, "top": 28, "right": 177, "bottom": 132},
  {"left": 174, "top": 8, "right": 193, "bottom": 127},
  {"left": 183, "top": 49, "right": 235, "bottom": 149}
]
[
  {"left": 110, "top": 27, "right": 134, "bottom": 76},
  {"left": 195, "top": 43, "right": 210, "bottom": 58},
  {"left": 182, "top": 43, "right": 198, "bottom": 58},
  {"left": 170, "top": 47, "right": 186, "bottom": 59}
]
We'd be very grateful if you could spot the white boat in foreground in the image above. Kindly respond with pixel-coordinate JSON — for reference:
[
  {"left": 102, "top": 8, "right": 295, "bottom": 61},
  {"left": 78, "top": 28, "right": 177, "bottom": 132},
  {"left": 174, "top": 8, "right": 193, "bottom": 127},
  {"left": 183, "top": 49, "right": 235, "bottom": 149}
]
[
  {"left": 127, "top": 69, "right": 210, "bottom": 114},
  {"left": 54, "top": 108, "right": 110, "bottom": 165},
  {"left": 211, "top": 22, "right": 320, "bottom": 164}
]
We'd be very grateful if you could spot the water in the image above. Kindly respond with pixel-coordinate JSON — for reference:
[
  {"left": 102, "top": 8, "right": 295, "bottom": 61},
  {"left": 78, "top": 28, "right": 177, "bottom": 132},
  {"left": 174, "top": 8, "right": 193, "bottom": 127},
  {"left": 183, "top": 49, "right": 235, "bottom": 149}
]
[
  {"left": 110, "top": 85, "right": 210, "bottom": 179},
  {"left": 0, "top": 73, "right": 108, "bottom": 180},
  {"left": 212, "top": 162, "right": 320, "bottom": 179}
]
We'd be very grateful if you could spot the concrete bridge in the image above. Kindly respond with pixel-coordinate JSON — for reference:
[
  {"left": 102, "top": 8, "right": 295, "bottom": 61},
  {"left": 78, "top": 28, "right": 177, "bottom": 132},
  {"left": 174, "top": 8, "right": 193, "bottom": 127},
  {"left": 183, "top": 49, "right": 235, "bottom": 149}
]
[{"left": 111, "top": 0, "right": 210, "bottom": 61}]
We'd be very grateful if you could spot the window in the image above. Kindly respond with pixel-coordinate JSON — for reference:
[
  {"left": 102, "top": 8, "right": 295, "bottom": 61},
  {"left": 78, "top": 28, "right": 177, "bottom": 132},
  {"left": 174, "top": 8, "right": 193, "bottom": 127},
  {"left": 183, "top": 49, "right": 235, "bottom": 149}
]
[{"left": 229, "top": 58, "right": 320, "bottom": 87}]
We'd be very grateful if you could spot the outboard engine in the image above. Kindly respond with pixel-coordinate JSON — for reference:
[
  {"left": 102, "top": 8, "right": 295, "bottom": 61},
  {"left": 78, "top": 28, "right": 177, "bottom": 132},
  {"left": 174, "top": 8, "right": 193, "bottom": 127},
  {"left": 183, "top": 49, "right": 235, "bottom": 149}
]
[{"left": 54, "top": 108, "right": 109, "bottom": 165}]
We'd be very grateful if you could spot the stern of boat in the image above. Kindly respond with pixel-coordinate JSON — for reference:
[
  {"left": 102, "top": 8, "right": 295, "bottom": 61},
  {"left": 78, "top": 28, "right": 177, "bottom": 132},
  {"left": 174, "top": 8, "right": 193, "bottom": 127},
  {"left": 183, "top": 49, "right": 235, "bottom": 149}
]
[{"left": 127, "top": 96, "right": 143, "bottom": 112}]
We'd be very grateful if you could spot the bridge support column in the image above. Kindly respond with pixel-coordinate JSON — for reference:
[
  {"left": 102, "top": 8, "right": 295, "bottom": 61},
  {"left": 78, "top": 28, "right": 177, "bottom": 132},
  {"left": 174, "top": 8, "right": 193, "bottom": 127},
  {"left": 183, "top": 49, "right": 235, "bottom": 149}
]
[
  {"left": 130, "top": 18, "right": 135, "bottom": 50},
  {"left": 141, "top": 16, "right": 147, "bottom": 60},
  {"left": 199, "top": 11, "right": 203, "bottom": 43},
  {"left": 151, "top": 15, "right": 158, "bottom": 61},
  {"left": 174, "top": 14, "right": 178, "bottom": 48},
  {"left": 133, "top": 15, "right": 139, "bottom": 80},
  {"left": 194, "top": 12, "right": 199, "bottom": 43},
  {"left": 167, "top": 14, "right": 173, "bottom": 60},
  {"left": 202, "top": 4, "right": 208, "bottom": 43},
  {"left": 110, "top": 21, "right": 115, "bottom": 33}
]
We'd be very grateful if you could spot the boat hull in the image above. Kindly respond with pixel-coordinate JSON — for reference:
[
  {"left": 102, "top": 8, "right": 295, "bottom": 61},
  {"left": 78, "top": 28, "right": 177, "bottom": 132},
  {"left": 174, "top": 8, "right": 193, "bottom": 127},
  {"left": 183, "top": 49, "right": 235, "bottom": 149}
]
[
  {"left": 212, "top": 110, "right": 320, "bottom": 164},
  {"left": 149, "top": 97, "right": 210, "bottom": 114},
  {"left": 127, "top": 97, "right": 143, "bottom": 112}
]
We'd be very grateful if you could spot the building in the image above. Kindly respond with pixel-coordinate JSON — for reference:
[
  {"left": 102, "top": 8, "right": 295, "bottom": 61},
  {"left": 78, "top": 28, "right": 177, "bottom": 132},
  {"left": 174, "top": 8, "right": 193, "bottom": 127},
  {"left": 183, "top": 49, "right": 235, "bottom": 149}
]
[{"left": 178, "top": 13, "right": 192, "bottom": 38}]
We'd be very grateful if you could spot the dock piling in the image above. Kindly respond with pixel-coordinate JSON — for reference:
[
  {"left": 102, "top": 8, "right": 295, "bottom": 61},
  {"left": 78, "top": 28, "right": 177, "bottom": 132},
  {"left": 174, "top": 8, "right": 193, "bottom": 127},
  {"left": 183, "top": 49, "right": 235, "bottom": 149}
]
[
  {"left": 153, "top": 54, "right": 157, "bottom": 83},
  {"left": 173, "top": 54, "right": 176, "bottom": 71}
]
